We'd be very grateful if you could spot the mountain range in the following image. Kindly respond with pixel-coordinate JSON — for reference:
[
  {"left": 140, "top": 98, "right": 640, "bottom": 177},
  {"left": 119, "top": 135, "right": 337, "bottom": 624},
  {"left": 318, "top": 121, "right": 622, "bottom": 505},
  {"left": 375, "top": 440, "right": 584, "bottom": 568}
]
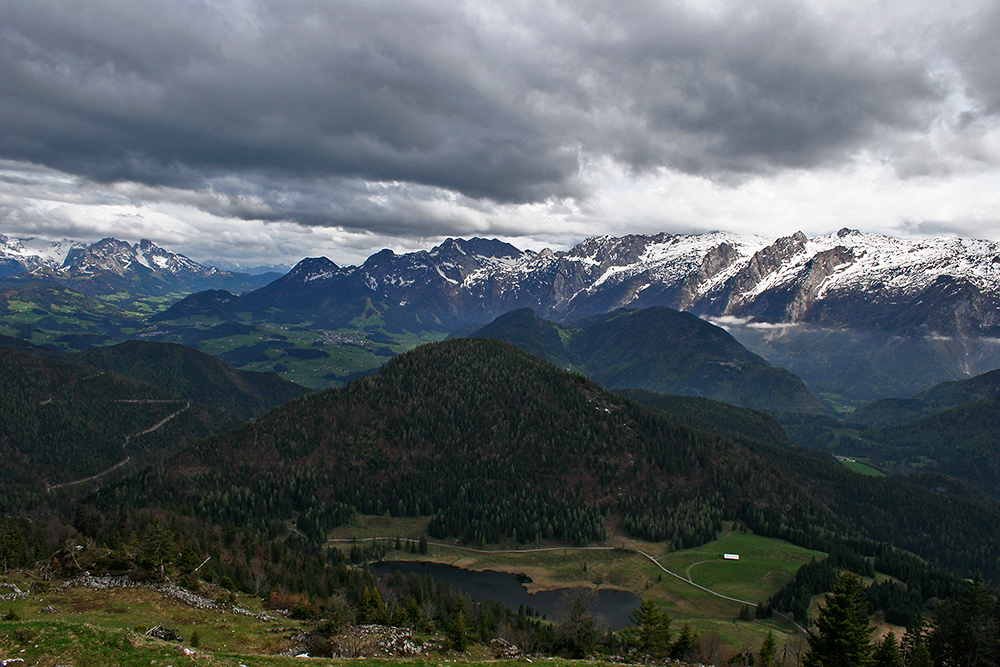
[
  {"left": 7, "top": 229, "right": 1000, "bottom": 401},
  {"left": 8, "top": 228, "right": 998, "bottom": 335},
  {"left": 156, "top": 229, "right": 1000, "bottom": 333},
  {"left": 0, "top": 235, "right": 272, "bottom": 296}
]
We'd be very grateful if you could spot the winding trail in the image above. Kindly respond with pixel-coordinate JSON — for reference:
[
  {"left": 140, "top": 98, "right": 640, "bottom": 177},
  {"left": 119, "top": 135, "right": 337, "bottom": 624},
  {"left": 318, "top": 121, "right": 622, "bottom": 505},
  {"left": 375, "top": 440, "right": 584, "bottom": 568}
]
[
  {"left": 685, "top": 559, "right": 712, "bottom": 581},
  {"left": 46, "top": 401, "right": 190, "bottom": 492},
  {"left": 38, "top": 371, "right": 106, "bottom": 406},
  {"left": 633, "top": 549, "right": 758, "bottom": 607}
]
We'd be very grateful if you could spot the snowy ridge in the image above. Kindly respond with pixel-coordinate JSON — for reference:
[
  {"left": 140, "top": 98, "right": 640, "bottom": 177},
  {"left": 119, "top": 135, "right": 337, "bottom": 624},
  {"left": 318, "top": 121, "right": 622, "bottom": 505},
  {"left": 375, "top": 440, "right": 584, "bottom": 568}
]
[
  {"left": 63, "top": 238, "right": 209, "bottom": 278},
  {"left": 0, "top": 235, "right": 86, "bottom": 274},
  {"left": 7, "top": 230, "right": 1000, "bottom": 335},
  {"left": 298, "top": 228, "right": 1000, "bottom": 335}
]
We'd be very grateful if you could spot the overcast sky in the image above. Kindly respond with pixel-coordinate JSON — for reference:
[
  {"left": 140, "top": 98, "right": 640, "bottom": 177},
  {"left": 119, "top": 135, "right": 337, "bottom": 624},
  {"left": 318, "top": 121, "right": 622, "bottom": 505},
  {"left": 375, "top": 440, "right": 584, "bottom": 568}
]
[{"left": 1, "top": 0, "right": 998, "bottom": 268}]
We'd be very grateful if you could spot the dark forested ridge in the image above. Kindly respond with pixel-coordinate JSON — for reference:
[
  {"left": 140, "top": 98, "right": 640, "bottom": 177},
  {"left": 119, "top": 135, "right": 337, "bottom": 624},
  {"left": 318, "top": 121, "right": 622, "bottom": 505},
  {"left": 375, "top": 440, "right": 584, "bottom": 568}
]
[
  {"left": 616, "top": 391, "right": 796, "bottom": 448},
  {"left": 462, "top": 307, "right": 825, "bottom": 413},
  {"left": 74, "top": 339, "right": 310, "bottom": 421},
  {"left": 0, "top": 345, "right": 231, "bottom": 491},
  {"left": 780, "top": 365, "right": 1000, "bottom": 502},
  {"left": 87, "top": 338, "right": 1000, "bottom": 581}
]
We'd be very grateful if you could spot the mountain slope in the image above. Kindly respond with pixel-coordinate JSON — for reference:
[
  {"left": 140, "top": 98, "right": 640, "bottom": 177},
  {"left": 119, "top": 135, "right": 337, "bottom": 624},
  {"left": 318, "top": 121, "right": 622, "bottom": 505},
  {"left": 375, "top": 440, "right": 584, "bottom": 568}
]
[
  {"left": 463, "top": 307, "right": 825, "bottom": 412},
  {"left": 104, "top": 338, "right": 1000, "bottom": 580},
  {"left": 618, "top": 390, "right": 797, "bottom": 448},
  {"left": 0, "top": 345, "right": 230, "bottom": 491},
  {"left": 74, "top": 340, "right": 310, "bottom": 421}
]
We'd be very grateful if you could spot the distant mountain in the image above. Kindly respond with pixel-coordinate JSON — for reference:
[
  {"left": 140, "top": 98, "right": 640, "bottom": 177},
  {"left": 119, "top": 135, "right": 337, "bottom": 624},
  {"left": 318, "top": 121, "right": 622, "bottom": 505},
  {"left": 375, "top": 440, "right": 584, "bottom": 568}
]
[
  {"left": 0, "top": 234, "right": 85, "bottom": 277},
  {"left": 775, "top": 365, "right": 1000, "bottom": 501},
  {"left": 465, "top": 308, "right": 580, "bottom": 372},
  {"left": 851, "top": 367, "right": 1000, "bottom": 426},
  {"left": 167, "top": 230, "right": 1000, "bottom": 335},
  {"left": 74, "top": 340, "right": 310, "bottom": 421},
  {"left": 462, "top": 307, "right": 825, "bottom": 412},
  {"left": 4, "top": 237, "right": 263, "bottom": 297},
  {"left": 915, "top": 368, "right": 1000, "bottom": 408},
  {"left": 109, "top": 338, "right": 1000, "bottom": 580}
]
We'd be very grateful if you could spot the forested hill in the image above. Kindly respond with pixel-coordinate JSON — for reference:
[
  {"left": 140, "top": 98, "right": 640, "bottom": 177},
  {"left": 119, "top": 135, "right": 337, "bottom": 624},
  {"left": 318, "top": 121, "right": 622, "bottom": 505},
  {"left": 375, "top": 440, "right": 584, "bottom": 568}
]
[
  {"left": 0, "top": 346, "right": 232, "bottom": 491},
  {"left": 103, "top": 338, "right": 1000, "bottom": 579},
  {"left": 74, "top": 340, "right": 310, "bottom": 421},
  {"left": 462, "top": 307, "right": 825, "bottom": 413},
  {"left": 616, "top": 390, "right": 796, "bottom": 448}
]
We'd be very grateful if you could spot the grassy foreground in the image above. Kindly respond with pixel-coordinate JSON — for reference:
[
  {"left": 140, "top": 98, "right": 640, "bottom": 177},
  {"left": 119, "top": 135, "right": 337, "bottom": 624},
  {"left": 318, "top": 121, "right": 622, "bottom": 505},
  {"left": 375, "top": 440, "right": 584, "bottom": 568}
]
[{"left": 1, "top": 523, "right": 826, "bottom": 664}]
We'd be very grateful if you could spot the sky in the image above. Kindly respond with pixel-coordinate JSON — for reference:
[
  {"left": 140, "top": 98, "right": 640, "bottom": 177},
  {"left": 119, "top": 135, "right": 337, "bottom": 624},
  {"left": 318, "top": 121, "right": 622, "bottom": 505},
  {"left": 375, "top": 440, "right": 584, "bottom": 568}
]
[{"left": 1, "top": 0, "right": 999, "bottom": 269}]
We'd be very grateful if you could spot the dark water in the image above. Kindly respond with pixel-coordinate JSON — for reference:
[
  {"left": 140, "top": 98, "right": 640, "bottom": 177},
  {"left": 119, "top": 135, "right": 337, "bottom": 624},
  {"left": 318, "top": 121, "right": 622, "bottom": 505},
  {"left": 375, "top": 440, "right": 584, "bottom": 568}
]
[{"left": 371, "top": 560, "right": 640, "bottom": 629}]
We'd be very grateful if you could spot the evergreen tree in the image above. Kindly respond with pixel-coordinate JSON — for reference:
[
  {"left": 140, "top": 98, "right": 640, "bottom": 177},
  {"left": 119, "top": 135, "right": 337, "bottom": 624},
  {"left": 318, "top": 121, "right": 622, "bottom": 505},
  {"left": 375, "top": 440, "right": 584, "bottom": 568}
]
[
  {"left": 930, "top": 573, "right": 998, "bottom": 667},
  {"left": 759, "top": 630, "right": 778, "bottom": 667},
  {"left": 448, "top": 598, "right": 471, "bottom": 651},
  {"left": 802, "top": 571, "right": 873, "bottom": 667},
  {"left": 872, "top": 632, "right": 903, "bottom": 667},
  {"left": 670, "top": 621, "right": 697, "bottom": 661},
  {"left": 623, "top": 598, "right": 672, "bottom": 658},
  {"left": 901, "top": 613, "right": 932, "bottom": 667}
]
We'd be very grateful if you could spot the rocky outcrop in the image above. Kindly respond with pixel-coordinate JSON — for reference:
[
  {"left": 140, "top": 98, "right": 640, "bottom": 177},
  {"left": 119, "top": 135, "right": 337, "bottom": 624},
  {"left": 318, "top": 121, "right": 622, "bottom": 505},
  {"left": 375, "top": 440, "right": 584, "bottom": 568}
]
[{"left": 787, "top": 245, "right": 855, "bottom": 321}]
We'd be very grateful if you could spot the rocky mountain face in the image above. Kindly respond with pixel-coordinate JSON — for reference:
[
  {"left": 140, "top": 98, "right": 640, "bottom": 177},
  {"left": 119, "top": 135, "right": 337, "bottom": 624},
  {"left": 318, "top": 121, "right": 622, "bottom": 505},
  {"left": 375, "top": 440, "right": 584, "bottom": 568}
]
[
  {"left": 14, "top": 229, "right": 1000, "bottom": 340},
  {"left": 245, "top": 230, "right": 1000, "bottom": 337},
  {"left": 0, "top": 234, "right": 86, "bottom": 277},
  {"left": 1, "top": 236, "right": 260, "bottom": 296}
]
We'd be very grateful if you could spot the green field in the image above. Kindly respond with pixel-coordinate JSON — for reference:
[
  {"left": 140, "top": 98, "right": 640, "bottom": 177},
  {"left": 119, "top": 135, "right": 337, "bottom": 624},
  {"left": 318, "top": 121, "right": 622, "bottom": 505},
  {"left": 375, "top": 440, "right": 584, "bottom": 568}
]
[
  {"left": 838, "top": 458, "right": 886, "bottom": 477},
  {"left": 325, "top": 517, "right": 825, "bottom": 649}
]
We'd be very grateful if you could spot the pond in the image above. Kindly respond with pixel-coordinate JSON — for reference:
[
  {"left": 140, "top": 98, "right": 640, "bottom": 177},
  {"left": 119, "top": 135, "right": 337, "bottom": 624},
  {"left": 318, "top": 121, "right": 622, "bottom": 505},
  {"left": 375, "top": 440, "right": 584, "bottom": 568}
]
[{"left": 371, "top": 560, "right": 641, "bottom": 629}]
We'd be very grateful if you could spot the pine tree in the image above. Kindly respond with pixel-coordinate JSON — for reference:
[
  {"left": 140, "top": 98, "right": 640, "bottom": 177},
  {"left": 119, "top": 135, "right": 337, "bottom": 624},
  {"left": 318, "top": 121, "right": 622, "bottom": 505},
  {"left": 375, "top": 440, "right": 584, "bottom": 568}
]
[
  {"left": 623, "top": 598, "right": 672, "bottom": 658},
  {"left": 670, "top": 621, "right": 697, "bottom": 661},
  {"left": 929, "top": 573, "right": 998, "bottom": 667},
  {"left": 872, "top": 632, "right": 903, "bottom": 667},
  {"left": 448, "top": 598, "right": 471, "bottom": 651},
  {"left": 759, "top": 629, "right": 778, "bottom": 667},
  {"left": 802, "top": 571, "right": 873, "bottom": 667},
  {"left": 901, "top": 613, "right": 932, "bottom": 667}
]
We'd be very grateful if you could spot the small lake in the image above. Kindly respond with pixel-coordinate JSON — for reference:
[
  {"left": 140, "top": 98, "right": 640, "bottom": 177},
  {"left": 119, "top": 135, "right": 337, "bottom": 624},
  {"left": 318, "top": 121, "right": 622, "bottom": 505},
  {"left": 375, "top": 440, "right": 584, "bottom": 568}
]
[{"left": 371, "top": 560, "right": 640, "bottom": 629}]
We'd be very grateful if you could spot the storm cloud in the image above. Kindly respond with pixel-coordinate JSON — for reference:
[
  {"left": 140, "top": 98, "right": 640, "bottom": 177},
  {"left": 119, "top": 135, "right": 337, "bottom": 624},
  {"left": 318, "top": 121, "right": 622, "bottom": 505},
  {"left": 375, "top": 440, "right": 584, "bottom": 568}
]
[{"left": 0, "top": 0, "right": 998, "bottom": 264}]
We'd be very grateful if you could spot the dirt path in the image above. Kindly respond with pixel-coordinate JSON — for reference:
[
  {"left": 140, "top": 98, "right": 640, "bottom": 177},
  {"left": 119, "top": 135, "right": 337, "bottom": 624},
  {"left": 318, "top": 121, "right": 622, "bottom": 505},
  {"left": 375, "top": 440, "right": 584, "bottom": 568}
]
[
  {"left": 633, "top": 549, "right": 759, "bottom": 607},
  {"left": 46, "top": 401, "right": 190, "bottom": 492},
  {"left": 38, "top": 371, "right": 106, "bottom": 405},
  {"left": 685, "top": 559, "right": 711, "bottom": 581}
]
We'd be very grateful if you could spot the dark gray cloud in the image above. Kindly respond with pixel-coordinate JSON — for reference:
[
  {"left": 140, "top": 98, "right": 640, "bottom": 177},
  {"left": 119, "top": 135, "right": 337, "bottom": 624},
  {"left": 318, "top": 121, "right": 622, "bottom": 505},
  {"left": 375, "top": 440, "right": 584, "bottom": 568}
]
[
  {"left": 0, "top": 0, "right": 996, "bottom": 244},
  {"left": 946, "top": 2, "right": 1000, "bottom": 115},
  {"left": 0, "top": 1, "right": 574, "bottom": 205}
]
